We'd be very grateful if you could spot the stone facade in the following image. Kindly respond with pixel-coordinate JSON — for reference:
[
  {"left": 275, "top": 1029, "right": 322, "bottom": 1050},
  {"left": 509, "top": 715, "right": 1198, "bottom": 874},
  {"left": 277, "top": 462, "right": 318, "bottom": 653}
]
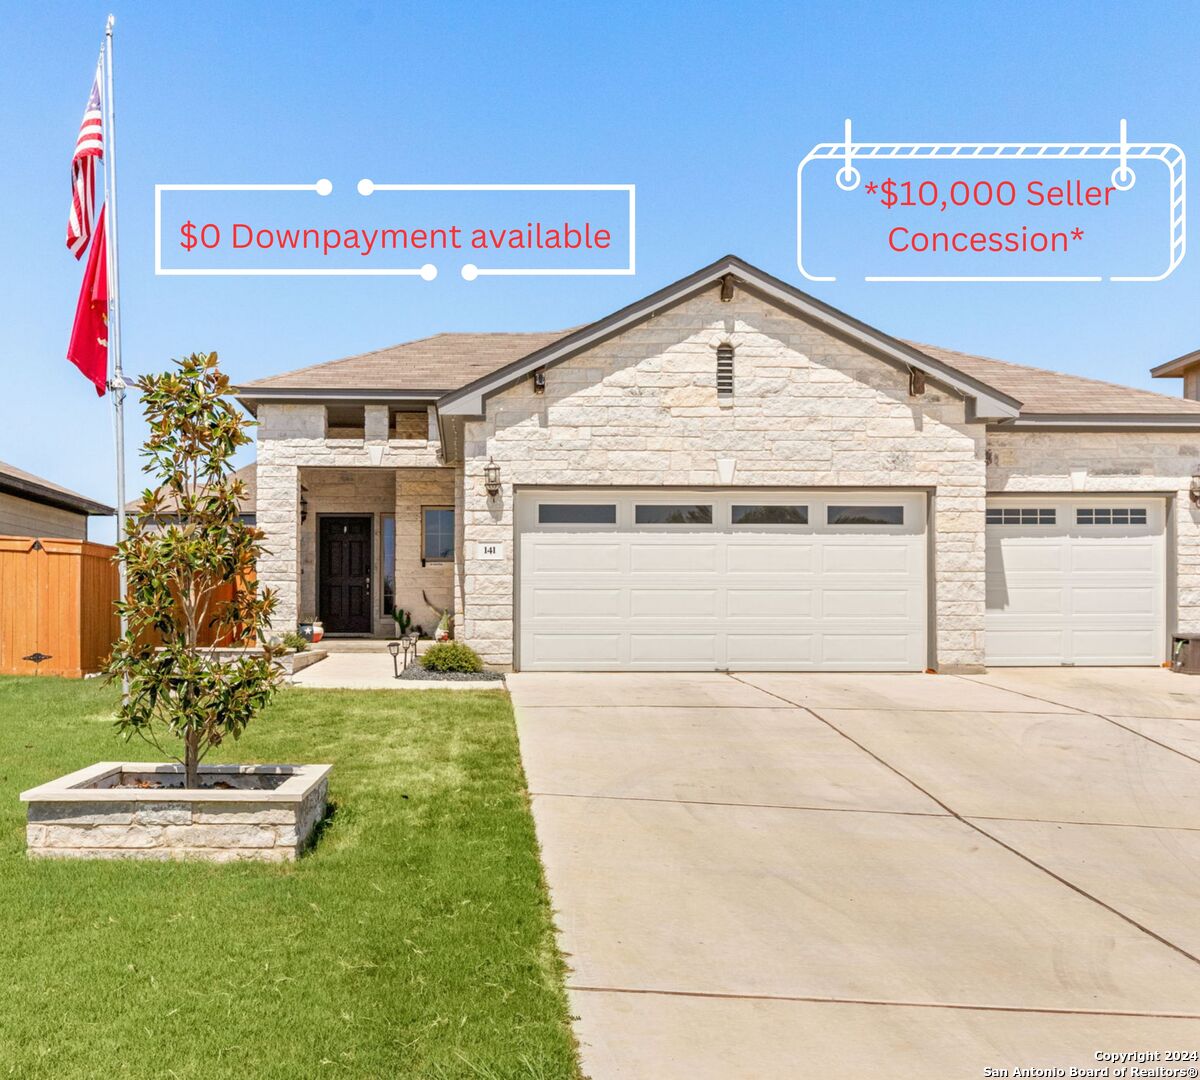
[
  {"left": 249, "top": 291, "right": 1200, "bottom": 671},
  {"left": 257, "top": 402, "right": 456, "bottom": 635},
  {"left": 461, "top": 291, "right": 987, "bottom": 669},
  {"left": 22, "top": 763, "right": 331, "bottom": 863}
]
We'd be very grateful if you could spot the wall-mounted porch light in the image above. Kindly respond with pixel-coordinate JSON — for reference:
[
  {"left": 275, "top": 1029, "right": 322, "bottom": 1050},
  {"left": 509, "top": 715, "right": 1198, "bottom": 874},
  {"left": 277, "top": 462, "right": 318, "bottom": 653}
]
[
  {"left": 300, "top": 485, "right": 309, "bottom": 523},
  {"left": 533, "top": 368, "right": 546, "bottom": 394},
  {"left": 1190, "top": 470, "right": 1200, "bottom": 507},
  {"left": 484, "top": 457, "right": 502, "bottom": 498}
]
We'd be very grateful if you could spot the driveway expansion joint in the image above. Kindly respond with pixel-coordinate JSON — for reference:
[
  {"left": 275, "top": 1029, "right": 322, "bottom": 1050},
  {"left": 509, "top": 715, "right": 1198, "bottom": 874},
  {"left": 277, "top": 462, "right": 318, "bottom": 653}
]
[
  {"left": 726, "top": 673, "right": 1200, "bottom": 971},
  {"left": 566, "top": 985, "right": 1200, "bottom": 1020}
]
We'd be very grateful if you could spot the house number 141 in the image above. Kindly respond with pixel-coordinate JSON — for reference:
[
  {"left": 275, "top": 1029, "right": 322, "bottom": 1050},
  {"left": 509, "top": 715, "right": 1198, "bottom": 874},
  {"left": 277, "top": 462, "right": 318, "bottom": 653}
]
[{"left": 477, "top": 542, "right": 504, "bottom": 560}]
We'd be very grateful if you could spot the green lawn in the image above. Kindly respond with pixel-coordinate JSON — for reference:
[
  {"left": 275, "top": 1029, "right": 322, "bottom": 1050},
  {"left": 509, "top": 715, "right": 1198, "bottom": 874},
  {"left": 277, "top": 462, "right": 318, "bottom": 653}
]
[{"left": 0, "top": 676, "right": 580, "bottom": 1080}]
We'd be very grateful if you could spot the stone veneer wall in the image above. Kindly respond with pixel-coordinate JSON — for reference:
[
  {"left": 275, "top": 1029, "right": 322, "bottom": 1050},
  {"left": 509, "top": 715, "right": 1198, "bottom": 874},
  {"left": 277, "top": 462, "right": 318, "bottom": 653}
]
[
  {"left": 26, "top": 780, "right": 328, "bottom": 863},
  {"left": 987, "top": 429, "right": 1200, "bottom": 634},
  {"left": 257, "top": 403, "right": 458, "bottom": 634},
  {"left": 460, "top": 290, "right": 988, "bottom": 671}
]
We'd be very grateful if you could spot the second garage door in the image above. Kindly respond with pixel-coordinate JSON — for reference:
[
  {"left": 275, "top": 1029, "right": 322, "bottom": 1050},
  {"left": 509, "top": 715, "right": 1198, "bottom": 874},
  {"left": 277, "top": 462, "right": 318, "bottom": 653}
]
[
  {"left": 516, "top": 489, "right": 928, "bottom": 672},
  {"left": 985, "top": 496, "right": 1166, "bottom": 666}
]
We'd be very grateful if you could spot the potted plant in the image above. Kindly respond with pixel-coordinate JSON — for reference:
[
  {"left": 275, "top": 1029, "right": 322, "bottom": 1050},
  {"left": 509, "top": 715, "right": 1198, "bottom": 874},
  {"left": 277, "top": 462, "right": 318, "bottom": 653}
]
[{"left": 20, "top": 352, "right": 330, "bottom": 862}]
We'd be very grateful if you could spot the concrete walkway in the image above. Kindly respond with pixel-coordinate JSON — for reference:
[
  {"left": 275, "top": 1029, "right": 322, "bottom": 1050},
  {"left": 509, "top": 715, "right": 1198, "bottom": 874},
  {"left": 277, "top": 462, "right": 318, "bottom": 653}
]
[
  {"left": 287, "top": 652, "right": 503, "bottom": 690},
  {"left": 508, "top": 669, "right": 1200, "bottom": 1079}
]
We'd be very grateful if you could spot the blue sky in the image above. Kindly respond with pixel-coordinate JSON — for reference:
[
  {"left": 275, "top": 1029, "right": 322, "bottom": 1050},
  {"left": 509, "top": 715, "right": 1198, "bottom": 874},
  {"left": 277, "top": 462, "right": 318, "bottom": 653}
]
[{"left": 2, "top": 1, "right": 1198, "bottom": 541}]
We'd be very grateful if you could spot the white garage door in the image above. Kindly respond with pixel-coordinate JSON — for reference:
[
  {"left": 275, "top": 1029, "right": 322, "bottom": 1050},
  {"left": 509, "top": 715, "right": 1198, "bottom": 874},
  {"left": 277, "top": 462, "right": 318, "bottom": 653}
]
[
  {"left": 516, "top": 489, "right": 928, "bottom": 671},
  {"left": 985, "top": 497, "right": 1166, "bottom": 666}
]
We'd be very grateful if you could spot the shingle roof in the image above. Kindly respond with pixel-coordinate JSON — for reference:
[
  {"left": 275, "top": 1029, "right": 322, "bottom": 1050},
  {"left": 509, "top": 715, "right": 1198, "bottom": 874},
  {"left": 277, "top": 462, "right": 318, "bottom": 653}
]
[
  {"left": 125, "top": 462, "right": 256, "bottom": 514},
  {"left": 0, "top": 460, "right": 114, "bottom": 516},
  {"left": 235, "top": 304, "right": 1194, "bottom": 418},
  {"left": 238, "top": 331, "right": 573, "bottom": 394},
  {"left": 909, "top": 342, "right": 1200, "bottom": 416}
]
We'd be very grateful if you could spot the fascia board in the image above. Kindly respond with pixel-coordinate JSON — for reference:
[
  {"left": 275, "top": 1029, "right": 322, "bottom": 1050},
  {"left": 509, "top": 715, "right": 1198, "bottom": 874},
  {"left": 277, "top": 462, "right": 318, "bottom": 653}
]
[{"left": 990, "top": 413, "right": 1200, "bottom": 430}]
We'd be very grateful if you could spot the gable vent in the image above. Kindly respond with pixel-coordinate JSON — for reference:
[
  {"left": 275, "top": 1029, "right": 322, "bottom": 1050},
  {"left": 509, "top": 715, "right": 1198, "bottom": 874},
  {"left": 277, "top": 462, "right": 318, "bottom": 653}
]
[{"left": 716, "top": 344, "right": 735, "bottom": 400}]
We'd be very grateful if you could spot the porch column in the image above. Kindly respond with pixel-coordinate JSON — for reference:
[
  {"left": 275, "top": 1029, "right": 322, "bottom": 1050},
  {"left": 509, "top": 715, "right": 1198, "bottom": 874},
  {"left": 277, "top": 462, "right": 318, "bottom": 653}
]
[{"left": 256, "top": 461, "right": 301, "bottom": 637}]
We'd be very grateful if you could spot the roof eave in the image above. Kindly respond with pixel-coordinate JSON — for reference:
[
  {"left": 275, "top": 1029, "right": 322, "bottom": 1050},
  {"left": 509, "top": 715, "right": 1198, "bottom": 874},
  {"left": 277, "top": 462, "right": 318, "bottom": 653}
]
[
  {"left": 1150, "top": 349, "right": 1200, "bottom": 379},
  {"left": 991, "top": 412, "right": 1200, "bottom": 431},
  {"left": 0, "top": 476, "right": 114, "bottom": 516},
  {"left": 233, "top": 387, "right": 446, "bottom": 416},
  {"left": 436, "top": 255, "right": 1022, "bottom": 422}
]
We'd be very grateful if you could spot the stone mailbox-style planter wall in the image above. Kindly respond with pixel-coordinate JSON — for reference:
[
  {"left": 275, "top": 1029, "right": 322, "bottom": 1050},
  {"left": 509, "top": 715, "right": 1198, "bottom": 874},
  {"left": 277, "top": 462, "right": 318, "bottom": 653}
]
[{"left": 20, "top": 762, "right": 331, "bottom": 862}]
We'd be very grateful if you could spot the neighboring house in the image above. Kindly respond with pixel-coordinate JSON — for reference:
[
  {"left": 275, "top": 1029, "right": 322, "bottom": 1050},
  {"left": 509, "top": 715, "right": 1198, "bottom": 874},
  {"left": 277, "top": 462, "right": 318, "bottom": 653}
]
[
  {"left": 0, "top": 460, "right": 113, "bottom": 540},
  {"left": 124, "top": 462, "right": 257, "bottom": 528},
  {"left": 234, "top": 254, "right": 1200, "bottom": 672},
  {"left": 0, "top": 462, "right": 116, "bottom": 678}
]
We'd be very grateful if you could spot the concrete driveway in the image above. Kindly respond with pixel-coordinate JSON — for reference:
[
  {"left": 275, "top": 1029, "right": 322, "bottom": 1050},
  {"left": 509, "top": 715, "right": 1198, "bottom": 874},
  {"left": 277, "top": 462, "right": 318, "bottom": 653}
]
[{"left": 507, "top": 668, "right": 1200, "bottom": 1080}]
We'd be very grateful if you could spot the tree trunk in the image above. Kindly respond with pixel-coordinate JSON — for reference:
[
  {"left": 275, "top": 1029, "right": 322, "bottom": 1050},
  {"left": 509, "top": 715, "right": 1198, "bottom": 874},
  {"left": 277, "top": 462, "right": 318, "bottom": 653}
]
[{"left": 184, "top": 729, "right": 200, "bottom": 788}]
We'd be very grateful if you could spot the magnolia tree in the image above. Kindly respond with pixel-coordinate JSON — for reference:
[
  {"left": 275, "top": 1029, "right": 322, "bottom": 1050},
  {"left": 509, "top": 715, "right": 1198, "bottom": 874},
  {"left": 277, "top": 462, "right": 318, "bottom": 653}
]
[{"left": 107, "top": 352, "right": 282, "bottom": 787}]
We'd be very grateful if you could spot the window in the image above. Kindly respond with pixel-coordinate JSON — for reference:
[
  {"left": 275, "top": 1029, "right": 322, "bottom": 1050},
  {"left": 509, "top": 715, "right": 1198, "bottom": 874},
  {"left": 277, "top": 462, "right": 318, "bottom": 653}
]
[
  {"left": 538, "top": 504, "right": 617, "bottom": 525},
  {"left": 716, "top": 344, "right": 734, "bottom": 400},
  {"left": 1077, "top": 507, "right": 1147, "bottom": 526},
  {"left": 732, "top": 504, "right": 808, "bottom": 525},
  {"left": 635, "top": 504, "right": 713, "bottom": 525},
  {"left": 827, "top": 505, "right": 904, "bottom": 526},
  {"left": 986, "top": 507, "right": 1056, "bottom": 526},
  {"left": 380, "top": 514, "right": 395, "bottom": 615},
  {"left": 422, "top": 507, "right": 454, "bottom": 562}
]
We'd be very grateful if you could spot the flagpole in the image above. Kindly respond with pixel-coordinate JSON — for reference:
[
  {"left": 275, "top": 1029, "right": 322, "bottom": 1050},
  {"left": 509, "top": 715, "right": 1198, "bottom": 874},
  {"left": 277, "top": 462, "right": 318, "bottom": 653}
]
[{"left": 103, "top": 13, "right": 129, "bottom": 693}]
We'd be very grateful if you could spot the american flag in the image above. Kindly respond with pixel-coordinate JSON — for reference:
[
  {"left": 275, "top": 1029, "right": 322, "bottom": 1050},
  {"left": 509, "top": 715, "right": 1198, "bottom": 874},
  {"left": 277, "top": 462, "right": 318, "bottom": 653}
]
[{"left": 66, "top": 58, "right": 104, "bottom": 259}]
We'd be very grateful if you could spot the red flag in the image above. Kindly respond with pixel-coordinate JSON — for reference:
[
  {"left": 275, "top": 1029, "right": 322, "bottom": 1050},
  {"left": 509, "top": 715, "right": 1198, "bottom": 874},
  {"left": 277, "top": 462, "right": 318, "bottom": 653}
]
[{"left": 67, "top": 205, "right": 108, "bottom": 395}]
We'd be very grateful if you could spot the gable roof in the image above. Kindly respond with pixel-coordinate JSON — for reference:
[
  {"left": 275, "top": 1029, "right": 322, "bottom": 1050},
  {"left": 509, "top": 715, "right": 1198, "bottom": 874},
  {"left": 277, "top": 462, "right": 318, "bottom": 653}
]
[
  {"left": 124, "top": 462, "right": 257, "bottom": 515},
  {"left": 0, "top": 460, "right": 114, "bottom": 516},
  {"left": 436, "top": 255, "right": 1021, "bottom": 422},
  {"left": 234, "top": 254, "right": 1200, "bottom": 430}
]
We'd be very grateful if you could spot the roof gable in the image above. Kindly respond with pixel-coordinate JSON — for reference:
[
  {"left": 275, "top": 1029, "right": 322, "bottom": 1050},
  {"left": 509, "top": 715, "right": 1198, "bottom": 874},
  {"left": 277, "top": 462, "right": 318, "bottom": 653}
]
[{"left": 437, "top": 255, "right": 1021, "bottom": 421}]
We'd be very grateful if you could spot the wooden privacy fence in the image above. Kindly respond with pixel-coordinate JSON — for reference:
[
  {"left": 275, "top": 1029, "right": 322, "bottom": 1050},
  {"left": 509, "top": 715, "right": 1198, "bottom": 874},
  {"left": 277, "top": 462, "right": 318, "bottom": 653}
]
[{"left": 0, "top": 536, "right": 120, "bottom": 678}]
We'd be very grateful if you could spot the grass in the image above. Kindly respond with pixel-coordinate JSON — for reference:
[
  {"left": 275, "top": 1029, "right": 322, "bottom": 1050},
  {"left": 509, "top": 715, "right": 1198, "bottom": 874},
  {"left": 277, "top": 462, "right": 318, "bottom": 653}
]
[{"left": 0, "top": 676, "right": 580, "bottom": 1080}]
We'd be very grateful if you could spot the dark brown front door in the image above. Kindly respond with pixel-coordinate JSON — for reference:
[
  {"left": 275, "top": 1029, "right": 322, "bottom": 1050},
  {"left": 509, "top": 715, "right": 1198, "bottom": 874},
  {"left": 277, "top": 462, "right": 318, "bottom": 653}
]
[{"left": 319, "top": 517, "right": 372, "bottom": 633}]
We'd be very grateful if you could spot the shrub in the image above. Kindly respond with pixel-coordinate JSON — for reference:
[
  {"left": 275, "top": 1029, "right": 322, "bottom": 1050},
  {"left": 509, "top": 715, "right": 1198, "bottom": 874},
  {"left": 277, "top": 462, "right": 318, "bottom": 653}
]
[
  {"left": 281, "top": 631, "right": 309, "bottom": 652},
  {"left": 420, "top": 642, "right": 484, "bottom": 674}
]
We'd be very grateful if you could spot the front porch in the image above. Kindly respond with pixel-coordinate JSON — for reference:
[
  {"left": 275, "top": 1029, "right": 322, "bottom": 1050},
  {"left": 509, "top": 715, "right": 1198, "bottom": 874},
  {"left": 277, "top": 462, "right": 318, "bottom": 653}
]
[{"left": 261, "top": 464, "right": 460, "bottom": 640}]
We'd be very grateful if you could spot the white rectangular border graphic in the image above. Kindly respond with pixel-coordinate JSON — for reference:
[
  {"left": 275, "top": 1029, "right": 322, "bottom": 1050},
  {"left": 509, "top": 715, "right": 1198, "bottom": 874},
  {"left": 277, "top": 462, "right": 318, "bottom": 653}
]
[
  {"left": 796, "top": 123, "right": 1185, "bottom": 283},
  {"left": 155, "top": 182, "right": 636, "bottom": 279}
]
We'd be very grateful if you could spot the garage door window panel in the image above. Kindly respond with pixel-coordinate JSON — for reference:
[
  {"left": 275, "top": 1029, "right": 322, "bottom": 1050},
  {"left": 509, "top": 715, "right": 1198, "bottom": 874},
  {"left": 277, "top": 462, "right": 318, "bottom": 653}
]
[
  {"left": 732, "top": 505, "right": 809, "bottom": 526},
  {"left": 537, "top": 503, "right": 617, "bottom": 526},
  {"left": 635, "top": 504, "right": 713, "bottom": 526},
  {"left": 985, "top": 508, "right": 1057, "bottom": 526},
  {"left": 827, "top": 505, "right": 905, "bottom": 526},
  {"left": 1076, "top": 507, "right": 1148, "bottom": 526}
]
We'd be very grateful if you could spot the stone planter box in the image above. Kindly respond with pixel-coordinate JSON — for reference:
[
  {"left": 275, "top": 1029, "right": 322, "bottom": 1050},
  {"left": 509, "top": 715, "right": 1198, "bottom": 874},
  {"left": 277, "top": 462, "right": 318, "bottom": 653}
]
[{"left": 20, "top": 762, "right": 331, "bottom": 863}]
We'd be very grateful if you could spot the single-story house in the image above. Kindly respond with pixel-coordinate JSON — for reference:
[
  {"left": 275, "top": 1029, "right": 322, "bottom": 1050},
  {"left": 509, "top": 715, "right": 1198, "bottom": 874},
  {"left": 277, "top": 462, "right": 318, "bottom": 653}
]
[
  {"left": 233, "top": 254, "right": 1200, "bottom": 673},
  {"left": 0, "top": 460, "right": 113, "bottom": 541}
]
